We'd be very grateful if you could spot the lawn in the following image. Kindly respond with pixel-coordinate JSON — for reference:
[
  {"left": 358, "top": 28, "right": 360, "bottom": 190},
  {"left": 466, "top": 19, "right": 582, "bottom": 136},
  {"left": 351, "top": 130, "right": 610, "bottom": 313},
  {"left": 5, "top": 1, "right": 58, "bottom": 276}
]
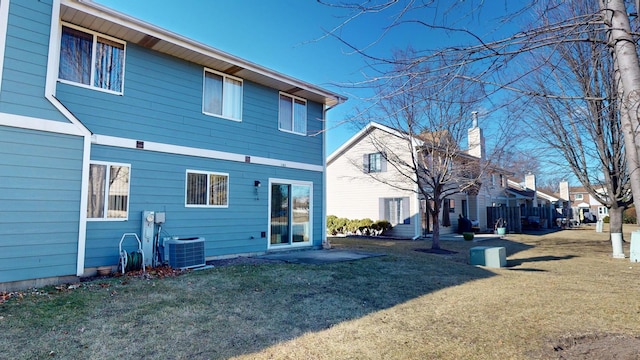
[{"left": 1, "top": 226, "right": 639, "bottom": 359}]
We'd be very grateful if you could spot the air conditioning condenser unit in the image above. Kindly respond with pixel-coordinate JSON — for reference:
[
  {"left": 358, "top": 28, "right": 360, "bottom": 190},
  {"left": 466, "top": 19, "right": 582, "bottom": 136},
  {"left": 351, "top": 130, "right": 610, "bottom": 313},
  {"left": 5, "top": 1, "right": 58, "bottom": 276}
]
[{"left": 163, "top": 237, "right": 206, "bottom": 269}]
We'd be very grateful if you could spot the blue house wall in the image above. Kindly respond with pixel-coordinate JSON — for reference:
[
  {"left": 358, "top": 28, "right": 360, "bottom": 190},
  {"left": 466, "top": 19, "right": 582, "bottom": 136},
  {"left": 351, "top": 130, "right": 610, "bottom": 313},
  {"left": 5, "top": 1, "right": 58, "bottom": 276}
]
[
  {"left": 0, "top": 127, "right": 83, "bottom": 283},
  {"left": 0, "top": 0, "right": 69, "bottom": 122},
  {"left": 85, "top": 145, "right": 324, "bottom": 267},
  {"left": 0, "top": 0, "right": 85, "bottom": 286},
  {"left": 0, "top": 0, "right": 340, "bottom": 288},
  {"left": 55, "top": 43, "right": 325, "bottom": 166},
  {"left": 56, "top": 37, "right": 327, "bottom": 266}
]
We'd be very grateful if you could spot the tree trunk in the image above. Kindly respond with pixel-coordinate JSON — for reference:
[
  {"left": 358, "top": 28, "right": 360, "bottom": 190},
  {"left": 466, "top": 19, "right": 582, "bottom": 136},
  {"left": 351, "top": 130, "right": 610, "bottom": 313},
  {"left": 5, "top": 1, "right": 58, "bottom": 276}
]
[
  {"left": 608, "top": 205, "right": 624, "bottom": 235},
  {"left": 431, "top": 210, "right": 441, "bottom": 250},
  {"left": 608, "top": 205, "right": 625, "bottom": 258},
  {"left": 601, "top": 0, "right": 640, "bottom": 221}
]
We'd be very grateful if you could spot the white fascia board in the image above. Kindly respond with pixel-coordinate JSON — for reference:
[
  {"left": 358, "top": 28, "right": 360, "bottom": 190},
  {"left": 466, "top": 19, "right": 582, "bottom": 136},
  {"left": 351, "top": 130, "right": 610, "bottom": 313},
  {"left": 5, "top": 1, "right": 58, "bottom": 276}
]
[
  {"left": 0, "top": 0, "right": 10, "bottom": 94},
  {"left": 64, "top": 0, "right": 346, "bottom": 106},
  {"left": 537, "top": 191, "right": 559, "bottom": 202},
  {"left": 92, "top": 135, "right": 324, "bottom": 173}
]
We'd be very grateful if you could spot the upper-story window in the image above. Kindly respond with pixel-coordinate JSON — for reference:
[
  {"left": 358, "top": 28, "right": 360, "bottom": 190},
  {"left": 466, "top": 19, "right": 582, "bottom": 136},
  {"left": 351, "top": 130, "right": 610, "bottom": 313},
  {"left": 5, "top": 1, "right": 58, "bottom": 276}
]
[
  {"left": 363, "top": 152, "right": 385, "bottom": 173},
  {"left": 59, "top": 24, "right": 125, "bottom": 94},
  {"left": 279, "top": 93, "right": 307, "bottom": 135},
  {"left": 575, "top": 193, "right": 583, "bottom": 200},
  {"left": 203, "top": 69, "right": 243, "bottom": 121}
]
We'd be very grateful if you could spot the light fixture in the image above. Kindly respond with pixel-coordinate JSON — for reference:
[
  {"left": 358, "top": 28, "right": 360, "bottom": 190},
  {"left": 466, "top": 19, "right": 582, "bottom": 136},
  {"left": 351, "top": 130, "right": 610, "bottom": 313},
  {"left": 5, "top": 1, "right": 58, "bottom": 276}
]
[{"left": 254, "top": 180, "right": 261, "bottom": 200}]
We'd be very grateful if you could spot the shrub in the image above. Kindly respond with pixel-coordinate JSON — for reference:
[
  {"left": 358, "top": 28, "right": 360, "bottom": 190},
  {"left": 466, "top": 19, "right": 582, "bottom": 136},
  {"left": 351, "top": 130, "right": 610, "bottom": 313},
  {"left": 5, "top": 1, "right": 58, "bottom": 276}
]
[
  {"left": 326, "top": 216, "right": 392, "bottom": 236},
  {"left": 603, "top": 216, "right": 610, "bottom": 224},
  {"left": 327, "top": 215, "right": 349, "bottom": 235},
  {"left": 375, "top": 220, "right": 392, "bottom": 232}
]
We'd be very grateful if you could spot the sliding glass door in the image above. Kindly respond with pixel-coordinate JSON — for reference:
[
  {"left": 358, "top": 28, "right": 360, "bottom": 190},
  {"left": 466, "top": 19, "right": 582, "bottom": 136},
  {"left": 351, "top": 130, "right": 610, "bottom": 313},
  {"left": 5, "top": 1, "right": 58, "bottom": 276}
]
[{"left": 270, "top": 180, "right": 312, "bottom": 247}]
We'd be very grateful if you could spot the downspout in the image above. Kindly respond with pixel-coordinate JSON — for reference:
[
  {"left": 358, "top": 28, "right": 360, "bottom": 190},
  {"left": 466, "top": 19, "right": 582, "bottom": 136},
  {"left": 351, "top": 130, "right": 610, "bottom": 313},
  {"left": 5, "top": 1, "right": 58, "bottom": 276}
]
[
  {"left": 46, "top": 0, "right": 92, "bottom": 277},
  {"left": 322, "top": 99, "right": 345, "bottom": 248}
]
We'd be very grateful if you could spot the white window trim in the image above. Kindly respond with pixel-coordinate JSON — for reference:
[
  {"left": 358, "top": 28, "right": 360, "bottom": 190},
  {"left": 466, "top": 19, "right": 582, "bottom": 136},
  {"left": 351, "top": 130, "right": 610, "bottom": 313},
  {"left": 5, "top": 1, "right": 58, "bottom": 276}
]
[
  {"left": 185, "top": 169, "right": 230, "bottom": 208},
  {"left": 368, "top": 152, "right": 383, "bottom": 173},
  {"left": 575, "top": 193, "right": 584, "bottom": 200},
  {"left": 87, "top": 160, "right": 131, "bottom": 222},
  {"left": 202, "top": 67, "right": 243, "bottom": 122},
  {"left": 267, "top": 178, "right": 313, "bottom": 249},
  {"left": 0, "top": 0, "right": 9, "bottom": 94},
  {"left": 58, "top": 22, "right": 127, "bottom": 95},
  {"left": 278, "top": 92, "right": 307, "bottom": 136}
]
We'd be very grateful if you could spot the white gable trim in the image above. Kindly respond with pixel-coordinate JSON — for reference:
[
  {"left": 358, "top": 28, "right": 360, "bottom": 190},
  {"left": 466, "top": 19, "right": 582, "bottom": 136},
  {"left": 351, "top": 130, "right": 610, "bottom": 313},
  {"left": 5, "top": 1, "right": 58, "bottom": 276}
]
[
  {"left": 327, "top": 122, "right": 418, "bottom": 165},
  {"left": 92, "top": 134, "right": 325, "bottom": 173},
  {"left": 0, "top": 0, "right": 10, "bottom": 93}
]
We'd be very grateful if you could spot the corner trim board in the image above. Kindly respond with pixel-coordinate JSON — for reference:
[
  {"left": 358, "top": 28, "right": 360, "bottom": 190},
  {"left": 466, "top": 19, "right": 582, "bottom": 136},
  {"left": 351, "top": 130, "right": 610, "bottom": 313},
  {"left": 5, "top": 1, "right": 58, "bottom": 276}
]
[{"left": 0, "top": 0, "right": 9, "bottom": 94}]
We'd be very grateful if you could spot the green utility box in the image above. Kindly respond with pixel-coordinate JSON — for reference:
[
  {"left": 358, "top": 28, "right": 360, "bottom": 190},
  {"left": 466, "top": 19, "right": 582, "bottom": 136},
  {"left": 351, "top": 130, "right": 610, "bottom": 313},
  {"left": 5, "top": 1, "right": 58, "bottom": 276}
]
[{"left": 470, "top": 246, "right": 506, "bottom": 268}]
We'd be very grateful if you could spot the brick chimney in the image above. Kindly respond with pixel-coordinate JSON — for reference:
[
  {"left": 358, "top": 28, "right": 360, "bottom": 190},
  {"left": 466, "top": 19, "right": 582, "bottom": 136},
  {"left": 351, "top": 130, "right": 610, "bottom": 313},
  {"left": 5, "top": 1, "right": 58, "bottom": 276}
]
[
  {"left": 559, "top": 180, "right": 569, "bottom": 200},
  {"left": 525, "top": 173, "right": 538, "bottom": 206},
  {"left": 525, "top": 173, "right": 536, "bottom": 191}
]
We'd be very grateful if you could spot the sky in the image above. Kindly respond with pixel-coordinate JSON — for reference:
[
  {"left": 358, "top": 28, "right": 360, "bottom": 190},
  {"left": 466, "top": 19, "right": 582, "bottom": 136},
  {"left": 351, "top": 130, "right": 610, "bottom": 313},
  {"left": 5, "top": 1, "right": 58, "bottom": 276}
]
[{"left": 96, "top": 0, "right": 526, "bottom": 155}]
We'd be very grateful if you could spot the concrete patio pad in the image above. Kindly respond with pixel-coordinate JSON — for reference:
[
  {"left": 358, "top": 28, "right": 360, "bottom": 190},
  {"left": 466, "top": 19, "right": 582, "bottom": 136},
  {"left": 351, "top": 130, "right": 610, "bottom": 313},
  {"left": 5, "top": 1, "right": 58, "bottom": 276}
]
[{"left": 258, "top": 249, "right": 385, "bottom": 265}]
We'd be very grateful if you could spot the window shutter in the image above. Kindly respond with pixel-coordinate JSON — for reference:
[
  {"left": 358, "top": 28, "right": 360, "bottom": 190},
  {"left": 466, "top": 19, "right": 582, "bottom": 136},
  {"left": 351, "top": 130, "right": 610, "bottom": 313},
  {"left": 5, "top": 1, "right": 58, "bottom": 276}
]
[
  {"left": 363, "top": 154, "right": 370, "bottom": 173},
  {"left": 402, "top": 197, "right": 411, "bottom": 224},
  {"left": 380, "top": 154, "right": 387, "bottom": 172},
  {"left": 379, "top": 198, "right": 386, "bottom": 221}
]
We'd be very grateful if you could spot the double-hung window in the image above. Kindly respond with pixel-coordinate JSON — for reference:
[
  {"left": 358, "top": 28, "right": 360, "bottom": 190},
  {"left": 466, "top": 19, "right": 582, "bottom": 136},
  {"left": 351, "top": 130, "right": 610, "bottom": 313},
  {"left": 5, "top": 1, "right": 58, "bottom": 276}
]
[
  {"left": 364, "top": 152, "right": 385, "bottom": 173},
  {"left": 203, "top": 69, "right": 243, "bottom": 121},
  {"left": 279, "top": 93, "right": 307, "bottom": 135},
  {"left": 186, "top": 170, "right": 229, "bottom": 207},
  {"left": 87, "top": 162, "right": 130, "bottom": 220},
  {"left": 59, "top": 24, "right": 125, "bottom": 94}
]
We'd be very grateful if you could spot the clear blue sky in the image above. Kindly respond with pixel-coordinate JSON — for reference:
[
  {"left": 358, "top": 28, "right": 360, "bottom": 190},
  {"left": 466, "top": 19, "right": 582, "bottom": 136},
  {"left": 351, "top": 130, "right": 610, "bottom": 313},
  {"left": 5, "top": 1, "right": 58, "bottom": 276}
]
[{"left": 96, "top": 0, "right": 523, "bottom": 155}]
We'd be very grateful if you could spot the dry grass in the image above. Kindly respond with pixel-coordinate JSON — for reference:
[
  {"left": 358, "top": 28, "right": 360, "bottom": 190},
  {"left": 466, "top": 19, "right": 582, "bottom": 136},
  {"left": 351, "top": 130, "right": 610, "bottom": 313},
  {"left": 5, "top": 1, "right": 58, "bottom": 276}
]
[{"left": 1, "top": 225, "right": 639, "bottom": 359}]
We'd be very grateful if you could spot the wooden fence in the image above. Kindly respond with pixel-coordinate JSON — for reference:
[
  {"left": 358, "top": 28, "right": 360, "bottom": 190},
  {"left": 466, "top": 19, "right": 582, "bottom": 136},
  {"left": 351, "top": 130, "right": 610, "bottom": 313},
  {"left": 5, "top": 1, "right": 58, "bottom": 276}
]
[{"left": 486, "top": 205, "right": 555, "bottom": 233}]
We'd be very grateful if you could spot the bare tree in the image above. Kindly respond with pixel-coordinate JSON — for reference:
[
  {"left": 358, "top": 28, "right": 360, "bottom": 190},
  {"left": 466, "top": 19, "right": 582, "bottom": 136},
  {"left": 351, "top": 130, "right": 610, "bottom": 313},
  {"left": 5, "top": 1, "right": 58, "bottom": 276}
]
[
  {"left": 519, "top": 0, "right": 631, "bottom": 256},
  {"left": 319, "top": 0, "right": 640, "bottom": 239},
  {"left": 352, "top": 50, "right": 502, "bottom": 249}
]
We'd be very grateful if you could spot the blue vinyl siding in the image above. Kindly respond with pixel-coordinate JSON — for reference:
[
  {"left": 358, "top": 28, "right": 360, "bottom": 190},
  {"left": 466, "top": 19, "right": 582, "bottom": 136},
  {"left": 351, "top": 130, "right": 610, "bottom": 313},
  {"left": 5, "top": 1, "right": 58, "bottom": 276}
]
[
  {"left": 0, "top": 0, "right": 69, "bottom": 122},
  {"left": 84, "top": 145, "right": 324, "bottom": 267},
  {"left": 0, "top": 127, "right": 83, "bottom": 283},
  {"left": 56, "top": 43, "right": 325, "bottom": 166}
]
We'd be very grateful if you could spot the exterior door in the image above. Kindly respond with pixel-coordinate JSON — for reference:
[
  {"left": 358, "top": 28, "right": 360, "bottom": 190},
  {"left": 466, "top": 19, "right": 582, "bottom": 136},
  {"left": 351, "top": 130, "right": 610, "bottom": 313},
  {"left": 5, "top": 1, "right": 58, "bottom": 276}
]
[{"left": 269, "top": 180, "right": 312, "bottom": 247}]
